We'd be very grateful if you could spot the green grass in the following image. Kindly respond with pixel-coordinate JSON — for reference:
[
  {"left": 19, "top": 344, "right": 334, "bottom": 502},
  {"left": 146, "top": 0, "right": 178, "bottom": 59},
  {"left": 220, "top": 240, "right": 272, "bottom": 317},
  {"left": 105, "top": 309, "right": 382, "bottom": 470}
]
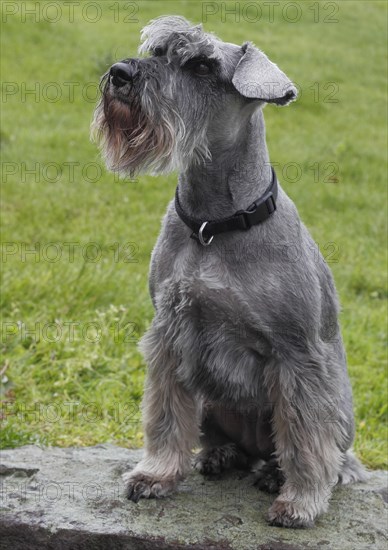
[{"left": 1, "top": 1, "right": 387, "bottom": 468}]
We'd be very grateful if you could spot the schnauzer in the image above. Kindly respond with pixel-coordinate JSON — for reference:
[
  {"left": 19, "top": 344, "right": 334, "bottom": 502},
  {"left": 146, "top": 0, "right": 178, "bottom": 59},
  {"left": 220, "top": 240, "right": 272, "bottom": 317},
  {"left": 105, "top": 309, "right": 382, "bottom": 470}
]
[{"left": 92, "top": 16, "right": 367, "bottom": 528}]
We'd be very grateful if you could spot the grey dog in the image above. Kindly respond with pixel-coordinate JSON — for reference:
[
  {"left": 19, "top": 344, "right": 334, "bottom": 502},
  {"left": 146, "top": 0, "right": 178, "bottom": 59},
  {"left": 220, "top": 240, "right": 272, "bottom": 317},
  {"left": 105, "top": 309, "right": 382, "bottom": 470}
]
[{"left": 92, "top": 16, "right": 367, "bottom": 528}]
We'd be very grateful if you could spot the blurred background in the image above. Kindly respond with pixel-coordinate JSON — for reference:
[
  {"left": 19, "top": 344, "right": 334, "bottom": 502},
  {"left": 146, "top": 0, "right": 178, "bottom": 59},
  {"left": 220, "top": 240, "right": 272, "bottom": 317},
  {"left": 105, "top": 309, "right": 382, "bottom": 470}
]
[{"left": 1, "top": 1, "right": 386, "bottom": 468}]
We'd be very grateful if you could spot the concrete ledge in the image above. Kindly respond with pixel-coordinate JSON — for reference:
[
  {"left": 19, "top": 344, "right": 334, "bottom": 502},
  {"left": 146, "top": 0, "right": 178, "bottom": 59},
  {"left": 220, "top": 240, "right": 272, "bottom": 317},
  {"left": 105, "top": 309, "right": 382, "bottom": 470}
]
[{"left": 0, "top": 444, "right": 386, "bottom": 549}]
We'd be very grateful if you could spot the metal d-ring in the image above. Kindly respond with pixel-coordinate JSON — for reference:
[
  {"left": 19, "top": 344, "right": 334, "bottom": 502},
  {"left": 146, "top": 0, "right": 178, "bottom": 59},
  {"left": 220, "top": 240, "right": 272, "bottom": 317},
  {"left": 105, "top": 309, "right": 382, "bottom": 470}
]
[{"left": 198, "top": 222, "right": 214, "bottom": 246}]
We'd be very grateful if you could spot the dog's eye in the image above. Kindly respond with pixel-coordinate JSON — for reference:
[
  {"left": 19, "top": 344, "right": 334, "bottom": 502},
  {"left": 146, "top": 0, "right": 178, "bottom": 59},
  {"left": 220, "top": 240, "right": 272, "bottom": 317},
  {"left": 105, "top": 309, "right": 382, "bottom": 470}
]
[{"left": 192, "top": 62, "right": 211, "bottom": 76}]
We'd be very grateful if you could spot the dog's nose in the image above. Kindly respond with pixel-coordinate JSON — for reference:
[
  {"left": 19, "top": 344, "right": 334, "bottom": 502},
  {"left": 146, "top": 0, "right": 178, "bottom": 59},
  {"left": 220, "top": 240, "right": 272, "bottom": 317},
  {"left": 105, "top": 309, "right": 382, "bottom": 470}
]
[{"left": 110, "top": 62, "right": 138, "bottom": 87}]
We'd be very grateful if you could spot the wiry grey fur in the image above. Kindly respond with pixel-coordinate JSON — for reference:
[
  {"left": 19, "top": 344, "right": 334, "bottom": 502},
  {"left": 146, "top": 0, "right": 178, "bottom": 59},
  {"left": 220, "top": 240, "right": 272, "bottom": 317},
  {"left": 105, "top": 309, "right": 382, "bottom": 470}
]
[{"left": 92, "top": 16, "right": 368, "bottom": 528}]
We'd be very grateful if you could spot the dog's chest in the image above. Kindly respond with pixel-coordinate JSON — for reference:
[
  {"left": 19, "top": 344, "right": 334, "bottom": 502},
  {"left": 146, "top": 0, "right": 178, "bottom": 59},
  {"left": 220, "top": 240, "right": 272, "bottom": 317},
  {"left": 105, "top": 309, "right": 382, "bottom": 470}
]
[{"left": 155, "top": 257, "right": 270, "bottom": 402}]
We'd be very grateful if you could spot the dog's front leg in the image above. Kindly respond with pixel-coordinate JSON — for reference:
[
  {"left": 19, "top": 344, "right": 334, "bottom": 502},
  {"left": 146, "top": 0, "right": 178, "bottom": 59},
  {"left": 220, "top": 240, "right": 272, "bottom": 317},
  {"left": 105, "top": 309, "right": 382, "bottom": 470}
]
[
  {"left": 265, "top": 360, "right": 346, "bottom": 528},
  {"left": 124, "top": 324, "right": 200, "bottom": 502}
]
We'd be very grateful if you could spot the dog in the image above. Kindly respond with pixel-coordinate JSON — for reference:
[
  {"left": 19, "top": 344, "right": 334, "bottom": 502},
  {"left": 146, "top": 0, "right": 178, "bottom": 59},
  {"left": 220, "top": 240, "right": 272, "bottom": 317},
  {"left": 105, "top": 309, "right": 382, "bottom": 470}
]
[{"left": 92, "top": 16, "right": 367, "bottom": 528}]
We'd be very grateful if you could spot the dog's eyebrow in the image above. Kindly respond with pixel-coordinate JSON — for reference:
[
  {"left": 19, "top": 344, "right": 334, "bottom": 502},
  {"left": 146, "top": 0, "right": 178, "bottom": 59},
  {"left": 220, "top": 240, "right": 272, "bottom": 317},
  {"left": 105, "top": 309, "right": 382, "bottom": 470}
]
[
  {"left": 174, "top": 46, "right": 220, "bottom": 67},
  {"left": 160, "top": 32, "right": 218, "bottom": 65}
]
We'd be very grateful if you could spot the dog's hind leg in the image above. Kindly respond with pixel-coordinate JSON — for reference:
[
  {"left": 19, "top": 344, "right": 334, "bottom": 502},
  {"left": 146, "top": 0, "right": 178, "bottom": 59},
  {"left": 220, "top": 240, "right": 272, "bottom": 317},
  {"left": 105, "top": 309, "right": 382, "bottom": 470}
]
[
  {"left": 194, "top": 443, "right": 249, "bottom": 475},
  {"left": 253, "top": 458, "right": 285, "bottom": 493},
  {"left": 193, "top": 404, "right": 256, "bottom": 475}
]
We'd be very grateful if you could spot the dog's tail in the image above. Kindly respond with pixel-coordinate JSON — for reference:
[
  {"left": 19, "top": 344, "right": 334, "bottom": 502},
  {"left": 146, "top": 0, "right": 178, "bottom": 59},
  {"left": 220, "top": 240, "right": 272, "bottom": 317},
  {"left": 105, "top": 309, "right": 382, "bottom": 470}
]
[{"left": 338, "top": 449, "right": 370, "bottom": 485}]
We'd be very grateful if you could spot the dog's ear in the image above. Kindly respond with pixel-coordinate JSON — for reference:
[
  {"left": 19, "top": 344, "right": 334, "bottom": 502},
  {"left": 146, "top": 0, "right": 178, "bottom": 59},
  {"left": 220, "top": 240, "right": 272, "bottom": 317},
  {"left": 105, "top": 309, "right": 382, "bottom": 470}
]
[{"left": 232, "top": 42, "right": 297, "bottom": 106}]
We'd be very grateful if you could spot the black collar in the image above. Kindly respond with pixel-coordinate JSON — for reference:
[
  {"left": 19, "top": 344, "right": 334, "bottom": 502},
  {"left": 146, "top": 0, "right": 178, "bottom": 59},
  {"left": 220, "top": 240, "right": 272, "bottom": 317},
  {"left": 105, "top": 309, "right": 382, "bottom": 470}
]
[{"left": 175, "top": 167, "right": 278, "bottom": 246}]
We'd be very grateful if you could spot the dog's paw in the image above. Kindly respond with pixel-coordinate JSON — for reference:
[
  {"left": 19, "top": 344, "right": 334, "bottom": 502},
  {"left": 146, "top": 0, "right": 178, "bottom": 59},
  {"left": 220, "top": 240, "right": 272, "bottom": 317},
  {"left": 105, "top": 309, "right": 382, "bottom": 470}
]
[
  {"left": 193, "top": 444, "right": 237, "bottom": 476},
  {"left": 254, "top": 459, "right": 285, "bottom": 494},
  {"left": 267, "top": 499, "right": 315, "bottom": 529},
  {"left": 123, "top": 471, "right": 177, "bottom": 503}
]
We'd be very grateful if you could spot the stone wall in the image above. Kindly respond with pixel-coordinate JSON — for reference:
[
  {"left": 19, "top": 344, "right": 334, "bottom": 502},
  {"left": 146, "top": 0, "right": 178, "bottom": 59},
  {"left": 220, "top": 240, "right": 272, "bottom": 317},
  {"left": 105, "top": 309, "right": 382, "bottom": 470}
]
[{"left": 0, "top": 444, "right": 386, "bottom": 549}]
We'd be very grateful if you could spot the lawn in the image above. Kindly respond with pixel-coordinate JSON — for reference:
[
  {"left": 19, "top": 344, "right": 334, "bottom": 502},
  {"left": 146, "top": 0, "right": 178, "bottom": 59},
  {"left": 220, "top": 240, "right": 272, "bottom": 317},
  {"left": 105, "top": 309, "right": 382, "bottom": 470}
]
[{"left": 1, "top": 0, "right": 387, "bottom": 468}]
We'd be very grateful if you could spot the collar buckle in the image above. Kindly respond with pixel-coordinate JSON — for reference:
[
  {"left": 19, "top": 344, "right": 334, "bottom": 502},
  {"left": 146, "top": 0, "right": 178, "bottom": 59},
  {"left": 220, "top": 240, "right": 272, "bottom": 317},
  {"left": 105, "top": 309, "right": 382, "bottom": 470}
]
[{"left": 198, "top": 222, "right": 214, "bottom": 246}]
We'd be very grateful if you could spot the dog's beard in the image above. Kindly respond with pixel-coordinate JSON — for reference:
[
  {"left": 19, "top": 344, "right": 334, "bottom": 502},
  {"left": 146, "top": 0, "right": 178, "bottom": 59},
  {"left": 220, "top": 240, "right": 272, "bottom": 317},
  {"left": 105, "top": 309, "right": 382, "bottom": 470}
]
[{"left": 91, "top": 75, "right": 181, "bottom": 177}]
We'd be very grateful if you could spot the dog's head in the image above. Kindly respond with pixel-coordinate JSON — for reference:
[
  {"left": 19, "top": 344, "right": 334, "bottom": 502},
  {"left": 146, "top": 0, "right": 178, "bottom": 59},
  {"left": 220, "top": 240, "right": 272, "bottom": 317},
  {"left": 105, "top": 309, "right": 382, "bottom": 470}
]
[{"left": 91, "top": 16, "right": 297, "bottom": 176}]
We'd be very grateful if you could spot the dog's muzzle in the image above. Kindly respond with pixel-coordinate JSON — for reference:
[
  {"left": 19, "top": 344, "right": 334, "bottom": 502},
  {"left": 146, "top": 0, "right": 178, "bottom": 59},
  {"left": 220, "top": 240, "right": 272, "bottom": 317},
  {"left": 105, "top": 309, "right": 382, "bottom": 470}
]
[{"left": 110, "top": 61, "right": 139, "bottom": 87}]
